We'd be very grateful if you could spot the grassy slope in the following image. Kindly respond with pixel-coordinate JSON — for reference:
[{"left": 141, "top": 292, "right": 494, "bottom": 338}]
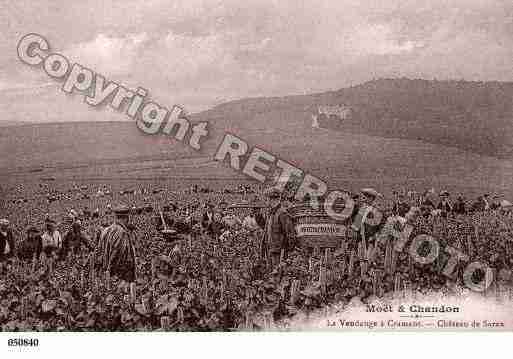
[
  {"left": 1, "top": 78, "right": 512, "bottom": 196},
  {"left": 0, "top": 114, "right": 510, "bottom": 197}
]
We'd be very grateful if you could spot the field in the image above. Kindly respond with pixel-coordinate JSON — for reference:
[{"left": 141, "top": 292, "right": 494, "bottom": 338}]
[
  {"left": 1, "top": 118, "right": 511, "bottom": 199},
  {"left": 1, "top": 174, "right": 513, "bottom": 331},
  {"left": 1, "top": 78, "right": 513, "bottom": 330}
]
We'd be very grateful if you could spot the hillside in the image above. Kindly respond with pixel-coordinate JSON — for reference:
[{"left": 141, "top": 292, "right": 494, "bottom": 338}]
[
  {"left": 0, "top": 119, "right": 511, "bottom": 198},
  {"left": 195, "top": 79, "right": 513, "bottom": 158},
  {"left": 1, "top": 78, "right": 512, "bottom": 197}
]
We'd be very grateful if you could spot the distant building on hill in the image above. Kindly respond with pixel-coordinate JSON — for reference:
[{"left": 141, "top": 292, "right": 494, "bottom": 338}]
[{"left": 312, "top": 105, "right": 352, "bottom": 129}]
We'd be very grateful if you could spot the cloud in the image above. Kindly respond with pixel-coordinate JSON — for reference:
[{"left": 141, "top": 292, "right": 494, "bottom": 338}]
[
  {"left": 1, "top": 0, "right": 512, "bottom": 113},
  {"left": 352, "top": 23, "right": 424, "bottom": 56},
  {"left": 156, "top": 31, "right": 236, "bottom": 78},
  {"left": 64, "top": 33, "right": 149, "bottom": 76}
]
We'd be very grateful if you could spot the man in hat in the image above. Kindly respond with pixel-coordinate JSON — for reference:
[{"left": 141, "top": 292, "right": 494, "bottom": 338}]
[
  {"left": 420, "top": 190, "right": 435, "bottom": 218},
  {"left": 17, "top": 226, "right": 42, "bottom": 261},
  {"left": 261, "top": 188, "right": 295, "bottom": 267},
  {"left": 452, "top": 195, "right": 467, "bottom": 215},
  {"left": 0, "top": 219, "right": 16, "bottom": 261},
  {"left": 201, "top": 202, "right": 217, "bottom": 236},
  {"left": 392, "top": 190, "right": 410, "bottom": 217},
  {"left": 41, "top": 218, "right": 62, "bottom": 257},
  {"left": 97, "top": 206, "right": 137, "bottom": 282},
  {"left": 437, "top": 191, "right": 452, "bottom": 218},
  {"left": 61, "top": 220, "right": 93, "bottom": 258},
  {"left": 349, "top": 188, "right": 384, "bottom": 244}
]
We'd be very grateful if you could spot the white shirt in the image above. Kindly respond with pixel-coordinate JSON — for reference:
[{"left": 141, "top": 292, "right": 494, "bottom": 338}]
[{"left": 41, "top": 230, "right": 62, "bottom": 249}]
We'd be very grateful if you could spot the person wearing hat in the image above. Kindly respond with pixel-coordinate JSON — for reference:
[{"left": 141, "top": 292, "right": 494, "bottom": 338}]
[
  {"left": 437, "top": 191, "right": 452, "bottom": 218},
  {"left": 349, "top": 188, "right": 385, "bottom": 242},
  {"left": 0, "top": 219, "right": 16, "bottom": 261},
  {"left": 420, "top": 190, "right": 435, "bottom": 218},
  {"left": 452, "top": 195, "right": 467, "bottom": 215},
  {"left": 41, "top": 218, "right": 62, "bottom": 257},
  {"left": 261, "top": 188, "right": 295, "bottom": 267},
  {"left": 392, "top": 190, "right": 410, "bottom": 217},
  {"left": 201, "top": 202, "right": 217, "bottom": 237},
  {"left": 61, "top": 220, "right": 93, "bottom": 258},
  {"left": 17, "top": 226, "right": 42, "bottom": 261},
  {"left": 96, "top": 205, "right": 137, "bottom": 283}
]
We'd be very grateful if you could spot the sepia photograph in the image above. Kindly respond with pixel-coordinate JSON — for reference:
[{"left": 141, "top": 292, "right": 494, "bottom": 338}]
[{"left": 1, "top": 0, "right": 513, "bottom": 356}]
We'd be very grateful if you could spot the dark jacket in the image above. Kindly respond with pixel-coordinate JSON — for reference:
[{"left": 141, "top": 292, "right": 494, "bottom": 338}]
[
  {"left": 453, "top": 200, "right": 466, "bottom": 215},
  {"left": 61, "top": 229, "right": 93, "bottom": 256},
  {"left": 263, "top": 204, "right": 294, "bottom": 256},
  {"left": 437, "top": 201, "right": 452, "bottom": 217},
  {"left": 17, "top": 235, "right": 42, "bottom": 261},
  {"left": 0, "top": 229, "right": 16, "bottom": 260}
]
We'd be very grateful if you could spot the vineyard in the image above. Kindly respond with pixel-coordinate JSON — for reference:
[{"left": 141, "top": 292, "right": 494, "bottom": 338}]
[{"left": 1, "top": 182, "right": 513, "bottom": 331}]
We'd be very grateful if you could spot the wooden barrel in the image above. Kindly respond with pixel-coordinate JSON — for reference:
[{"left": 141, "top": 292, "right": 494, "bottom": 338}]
[{"left": 287, "top": 203, "right": 348, "bottom": 248}]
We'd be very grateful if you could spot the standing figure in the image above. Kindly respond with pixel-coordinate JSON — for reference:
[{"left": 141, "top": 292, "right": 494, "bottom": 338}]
[
  {"left": 17, "top": 226, "right": 42, "bottom": 261},
  {"left": 350, "top": 188, "right": 384, "bottom": 246},
  {"left": 452, "top": 196, "right": 467, "bottom": 215},
  {"left": 420, "top": 190, "right": 435, "bottom": 218},
  {"left": 392, "top": 191, "right": 410, "bottom": 217},
  {"left": 201, "top": 202, "right": 216, "bottom": 236},
  {"left": 96, "top": 206, "right": 137, "bottom": 283},
  {"left": 0, "top": 219, "right": 16, "bottom": 261},
  {"left": 41, "top": 218, "right": 62, "bottom": 257},
  {"left": 61, "top": 220, "right": 93, "bottom": 258},
  {"left": 262, "top": 189, "right": 294, "bottom": 267},
  {"left": 437, "top": 191, "right": 453, "bottom": 218}
]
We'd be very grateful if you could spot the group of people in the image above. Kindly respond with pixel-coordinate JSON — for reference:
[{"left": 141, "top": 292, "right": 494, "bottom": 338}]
[
  {"left": 0, "top": 206, "right": 137, "bottom": 284},
  {"left": 392, "top": 189, "right": 511, "bottom": 219},
  {"left": 0, "top": 216, "right": 93, "bottom": 262},
  {"left": 1, "top": 183, "right": 511, "bottom": 286}
]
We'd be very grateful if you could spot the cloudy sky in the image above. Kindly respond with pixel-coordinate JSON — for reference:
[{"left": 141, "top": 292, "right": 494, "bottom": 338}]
[{"left": 1, "top": 0, "right": 512, "bottom": 122}]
